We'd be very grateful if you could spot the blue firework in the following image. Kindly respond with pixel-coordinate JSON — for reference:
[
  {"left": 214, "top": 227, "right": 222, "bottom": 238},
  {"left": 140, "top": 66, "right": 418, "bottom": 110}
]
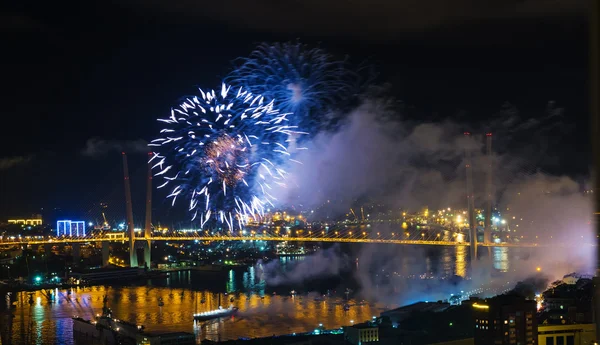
[
  {"left": 149, "top": 83, "right": 305, "bottom": 230},
  {"left": 226, "top": 42, "right": 359, "bottom": 131}
]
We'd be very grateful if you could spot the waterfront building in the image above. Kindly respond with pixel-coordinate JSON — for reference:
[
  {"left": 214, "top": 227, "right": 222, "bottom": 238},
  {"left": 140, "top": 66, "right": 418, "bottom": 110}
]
[
  {"left": 56, "top": 219, "right": 86, "bottom": 236},
  {"left": 537, "top": 324, "right": 595, "bottom": 345},
  {"left": 380, "top": 301, "right": 450, "bottom": 327},
  {"left": 541, "top": 278, "right": 593, "bottom": 324},
  {"left": 8, "top": 214, "right": 42, "bottom": 226},
  {"left": 344, "top": 322, "right": 379, "bottom": 345},
  {"left": 472, "top": 295, "right": 537, "bottom": 345}
]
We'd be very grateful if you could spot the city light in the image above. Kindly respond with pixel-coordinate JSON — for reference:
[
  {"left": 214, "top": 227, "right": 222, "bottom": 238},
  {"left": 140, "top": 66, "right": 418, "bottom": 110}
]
[
  {"left": 56, "top": 220, "right": 86, "bottom": 237},
  {"left": 472, "top": 303, "right": 489, "bottom": 310}
]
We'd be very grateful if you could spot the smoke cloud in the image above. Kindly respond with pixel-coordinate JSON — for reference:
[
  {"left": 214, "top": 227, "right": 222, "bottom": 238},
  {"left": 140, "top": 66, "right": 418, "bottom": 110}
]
[
  {"left": 81, "top": 137, "right": 148, "bottom": 157},
  {"left": 278, "top": 102, "right": 492, "bottom": 215},
  {"left": 0, "top": 155, "right": 33, "bottom": 170},
  {"left": 257, "top": 244, "right": 349, "bottom": 286},
  {"left": 264, "top": 98, "right": 593, "bottom": 305}
]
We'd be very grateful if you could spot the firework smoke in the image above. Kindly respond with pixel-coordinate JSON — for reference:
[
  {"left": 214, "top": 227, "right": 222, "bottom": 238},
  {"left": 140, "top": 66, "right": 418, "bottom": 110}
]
[{"left": 264, "top": 98, "right": 593, "bottom": 305}]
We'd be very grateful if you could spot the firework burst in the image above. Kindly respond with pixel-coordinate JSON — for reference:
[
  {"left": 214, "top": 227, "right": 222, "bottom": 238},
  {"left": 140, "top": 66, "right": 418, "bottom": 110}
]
[
  {"left": 226, "top": 41, "right": 359, "bottom": 131},
  {"left": 149, "top": 83, "right": 305, "bottom": 230}
]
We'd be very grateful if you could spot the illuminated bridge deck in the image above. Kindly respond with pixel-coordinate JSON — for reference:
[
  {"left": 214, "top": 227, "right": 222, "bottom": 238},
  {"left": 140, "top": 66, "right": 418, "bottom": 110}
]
[{"left": 0, "top": 233, "right": 579, "bottom": 248}]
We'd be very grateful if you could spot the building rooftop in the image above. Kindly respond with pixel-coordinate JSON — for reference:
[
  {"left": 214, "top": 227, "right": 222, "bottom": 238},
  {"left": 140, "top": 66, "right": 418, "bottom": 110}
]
[
  {"left": 473, "top": 294, "right": 536, "bottom": 310},
  {"left": 346, "top": 322, "right": 378, "bottom": 329},
  {"left": 202, "top": 333, "right": 344, "bottom": 345},
  {"left": 382, "top": 301, "right": 451, "bottom": 316}
]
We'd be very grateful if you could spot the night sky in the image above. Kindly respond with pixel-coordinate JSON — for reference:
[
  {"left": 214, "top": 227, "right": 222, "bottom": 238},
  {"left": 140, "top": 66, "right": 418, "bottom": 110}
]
[{"left": 0, "top": 1, "right": 590, "bottom": 223}]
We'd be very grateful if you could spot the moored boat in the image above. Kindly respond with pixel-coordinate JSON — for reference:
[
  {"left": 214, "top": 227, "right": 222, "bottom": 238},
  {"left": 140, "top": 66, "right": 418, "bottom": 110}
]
[{"left": 193, "top": 306, "right": 238, "bottom": 321}]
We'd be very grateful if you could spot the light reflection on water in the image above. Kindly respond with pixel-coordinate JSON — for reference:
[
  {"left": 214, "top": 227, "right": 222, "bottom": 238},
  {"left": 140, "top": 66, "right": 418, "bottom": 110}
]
[
  {"left": 493, "top": 247, "right": 509, "bottom": 272},
  {"left": 1, "top": 247, "right": 519, "bottom": 344},
  {"left": 5, "top": 285, "right": 383, "bottom": 345},
  {"left": 455, "top": 246, "right": 467, "bottom": 277}
]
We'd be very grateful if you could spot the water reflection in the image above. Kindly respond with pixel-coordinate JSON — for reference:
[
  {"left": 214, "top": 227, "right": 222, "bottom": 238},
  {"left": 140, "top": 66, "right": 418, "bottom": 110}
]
[
  {"left": 5, "top": 285, "right": 383, "bottom": 345},
  {"left": 226, "top": 270, "right": 236, "bottom": 293},
  {"left": 493, "top": 247, "right": 509, "bottom": 272},
  {"left": 455, "top": 246, "right": 467, "bottom": 277},
  {"left": 1, "top": 247, "right": 528, "bottom": 344}
]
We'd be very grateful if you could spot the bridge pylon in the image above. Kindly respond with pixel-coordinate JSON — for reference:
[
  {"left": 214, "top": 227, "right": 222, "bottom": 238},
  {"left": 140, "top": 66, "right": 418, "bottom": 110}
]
[
  {"left": 484, "top": 133, "right": 493, "bottom": 245},
  {"left": 464, "top": 132, "right": 478, "bottom": 263},
  {"left": 122, "top": 152, "right": 138, "bottom": 268},
  {"left": 142, "top": 152, "right": 153, "bottom": 268},
  {"left": 122, "top": 152, "right": 154, "bottom": 268},
  {"left": 101, "top": 241, "right": 110, "bottom": 267}
]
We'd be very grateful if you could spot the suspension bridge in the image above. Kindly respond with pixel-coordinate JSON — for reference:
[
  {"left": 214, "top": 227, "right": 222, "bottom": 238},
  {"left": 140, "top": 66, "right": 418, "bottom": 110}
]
[
  {"left": 1, "top": 131, "right": 591, "bottom": 269},
  {"left": 0, "top": 229, "right": 557, "bottom": 248}
]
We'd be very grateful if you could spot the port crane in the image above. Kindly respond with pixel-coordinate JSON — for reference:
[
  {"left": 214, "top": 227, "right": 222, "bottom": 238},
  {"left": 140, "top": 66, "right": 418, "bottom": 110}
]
[{"left": 94, "top": 212, "right": 111, "bottom": 231}]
